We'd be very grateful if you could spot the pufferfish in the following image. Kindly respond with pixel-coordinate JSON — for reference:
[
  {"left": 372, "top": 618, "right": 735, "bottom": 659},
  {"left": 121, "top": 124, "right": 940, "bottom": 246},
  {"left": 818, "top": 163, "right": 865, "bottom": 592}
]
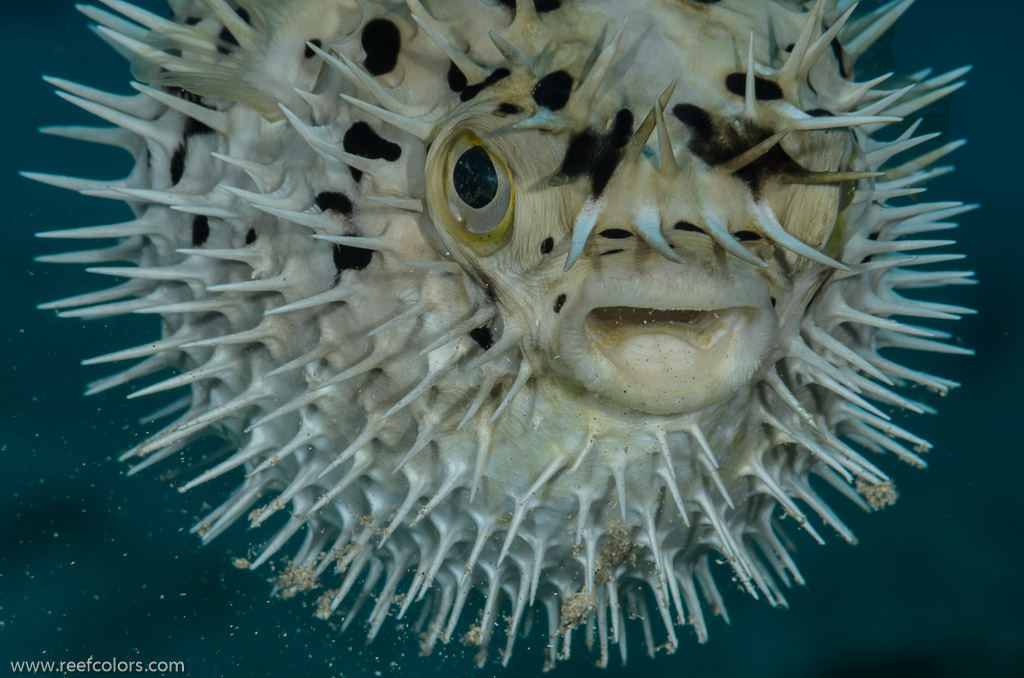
[{"left": 29, "top": 0, "right": 975, "bottom": 669}]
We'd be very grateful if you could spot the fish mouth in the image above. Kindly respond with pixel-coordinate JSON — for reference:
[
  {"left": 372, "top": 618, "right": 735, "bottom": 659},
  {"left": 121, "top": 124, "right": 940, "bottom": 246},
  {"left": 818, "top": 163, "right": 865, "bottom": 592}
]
[
  {"left": 585, "top": 306, "right": 745, "bottom": 389},
  {"left": 551, "top": 263, "right": 778, "bottom": 415}
]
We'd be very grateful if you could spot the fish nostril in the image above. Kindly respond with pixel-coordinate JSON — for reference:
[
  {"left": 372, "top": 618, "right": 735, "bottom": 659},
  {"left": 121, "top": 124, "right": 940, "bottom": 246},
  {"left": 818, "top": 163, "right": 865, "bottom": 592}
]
[
  {"left": 598, "top": 228, "right": 634, "bottom": 239},
  {"left": 673, "top": 221, "right": 705, "bottom": 234}
]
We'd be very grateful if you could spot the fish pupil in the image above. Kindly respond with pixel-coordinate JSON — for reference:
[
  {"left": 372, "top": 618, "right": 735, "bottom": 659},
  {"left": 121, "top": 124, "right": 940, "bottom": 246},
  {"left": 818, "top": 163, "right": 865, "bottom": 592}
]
[{"left": 453, "top": 146, "right": 498, "bottom": 209}]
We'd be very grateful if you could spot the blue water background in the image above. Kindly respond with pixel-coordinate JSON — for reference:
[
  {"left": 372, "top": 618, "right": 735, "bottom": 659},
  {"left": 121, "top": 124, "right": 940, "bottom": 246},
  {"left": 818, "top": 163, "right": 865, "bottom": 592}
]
[{"left": 2, "top": 1, "right": 1021, "bottom": 676}]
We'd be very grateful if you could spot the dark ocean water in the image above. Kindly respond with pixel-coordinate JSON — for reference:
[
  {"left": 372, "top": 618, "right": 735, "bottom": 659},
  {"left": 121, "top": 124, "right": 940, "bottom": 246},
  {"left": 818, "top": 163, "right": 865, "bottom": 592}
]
[{"left": 2, "top": 1, "right": 1021, "bottom": 677}]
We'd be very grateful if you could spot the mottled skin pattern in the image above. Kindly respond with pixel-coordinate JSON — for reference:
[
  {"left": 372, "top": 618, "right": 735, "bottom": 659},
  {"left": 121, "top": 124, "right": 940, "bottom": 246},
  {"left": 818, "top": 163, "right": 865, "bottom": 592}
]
[{"left": 31, "top": 0, "right": 973, "bottom": 669}]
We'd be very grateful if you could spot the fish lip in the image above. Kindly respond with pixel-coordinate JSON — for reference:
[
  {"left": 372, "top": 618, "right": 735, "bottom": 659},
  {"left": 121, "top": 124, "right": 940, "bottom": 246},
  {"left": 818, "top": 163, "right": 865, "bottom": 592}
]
[
  {"left": 582, "top": 306, "right": 736, "bottom": 347},
  {"left": 560, "top": 262, "right": 769, "bottom": 342},
  {"left": 551, "top": 262, "right": 776, "bottom": 415}
]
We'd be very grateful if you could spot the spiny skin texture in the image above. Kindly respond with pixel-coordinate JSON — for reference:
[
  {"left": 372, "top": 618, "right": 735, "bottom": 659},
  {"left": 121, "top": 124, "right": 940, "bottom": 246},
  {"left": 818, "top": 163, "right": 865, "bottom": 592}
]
[{"left": 31, "top": 0, "right": 975, "bottom": 669}]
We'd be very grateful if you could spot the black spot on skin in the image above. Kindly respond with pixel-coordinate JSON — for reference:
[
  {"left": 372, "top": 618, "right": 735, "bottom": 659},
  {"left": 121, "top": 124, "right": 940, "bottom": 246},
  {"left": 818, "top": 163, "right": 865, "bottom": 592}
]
[
  {"left": 236, "top": 7, "right": 251, "bottom": 24},
  {"left": 674, "top": 104, "right": 802, "bottom": 193},
  {"left": 349, "top": 168, "right": 364, "bottom": 183},
  {"left": 183, "top": 117, "right": 214, "bottom": 139},
  {"left": 496, "top": 102, "right": 521, "bottom": 115},
  {"left": 245, "top": 228, "right": 257, "bottom": 245},
  {"left": 469, "top": 326, "right": 494, "bottom": 350},
  {"left": 447, "top": 61, "right": 467, "bottom": 92},
  {"left": 191, "top": 215, "right": 209, "bottom": 247},
  {"left": 556, "top": 131, "right": 598, "bottom": 181},
  {"left": 170, "top": 143, "right": 186, "bottom": 184},
  {"left": 554, "top": 109, "right": 634, "bottom": 197},
  {"left": 304, "top": 38, "right": 322, "bottom": 59},
  {"left": 532, "top": 70, "right": 573, "bottom": 111},
  {"left": 674, "top": 221, "right": 706, "bottom": 234},
  {"left": 540, "top": 237, "right": 554, "bottom": 255},
  {"left": 608, "top": 109, "right": 634, "bottom": 149},
  {"left": 315, "top": 191, "right": 354, "bottom": 216},
  {"left": 673, "top": 104, "right": 714, "bottom": 141},
  {"left": 600, "top": 249, "right": 624, "bottom": 257},
  {"left": 332, "top": 243, "right": 373, "bottom": 272},
  {"left": 343, "top": 121, "right": 402, "bottom": 161},
  {"left": 184, "top": 16, "right": 201, "bottom": 25},
  {"left": 361, "top": 19, "right": 401, "bottom": 76},
  {"left": 679, "top": 119, "right": 731, "bottom": 166},
  {"left": 217, "top": 26, "right": 239, "bottom": 55},
  {"left": 599, "top": 228, "right": 633, "bottom": 239},
  {"left": 459, "top": 68, "right": 510, "bottom": 102},
  {"left": 553, "top": 294, "right": 567, "bottom": 314},
  {"left": 733, "top": 230, "right": 761, "bottom": 241},
  {"left": 725, "top": 73, "right": 784, "bottom": 100},
  {"left": 589, "top": 109, "right": 633, "bottom": 195}
]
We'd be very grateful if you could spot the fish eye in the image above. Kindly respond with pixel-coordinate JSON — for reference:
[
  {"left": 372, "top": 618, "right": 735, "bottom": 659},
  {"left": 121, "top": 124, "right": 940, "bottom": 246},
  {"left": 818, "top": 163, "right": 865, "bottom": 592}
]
[
  {"left": 442, "top": 134, "right": 515, "bottom": 255},
  {"left": 454, "top": 146, "right": 497, "bottom": 209}
]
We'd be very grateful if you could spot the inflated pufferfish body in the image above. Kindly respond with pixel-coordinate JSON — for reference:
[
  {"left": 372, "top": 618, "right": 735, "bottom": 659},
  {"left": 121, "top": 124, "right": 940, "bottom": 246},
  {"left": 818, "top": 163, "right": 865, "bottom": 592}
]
[{"left": 31, "top": 0, "right": 974, "bottom": 668}]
